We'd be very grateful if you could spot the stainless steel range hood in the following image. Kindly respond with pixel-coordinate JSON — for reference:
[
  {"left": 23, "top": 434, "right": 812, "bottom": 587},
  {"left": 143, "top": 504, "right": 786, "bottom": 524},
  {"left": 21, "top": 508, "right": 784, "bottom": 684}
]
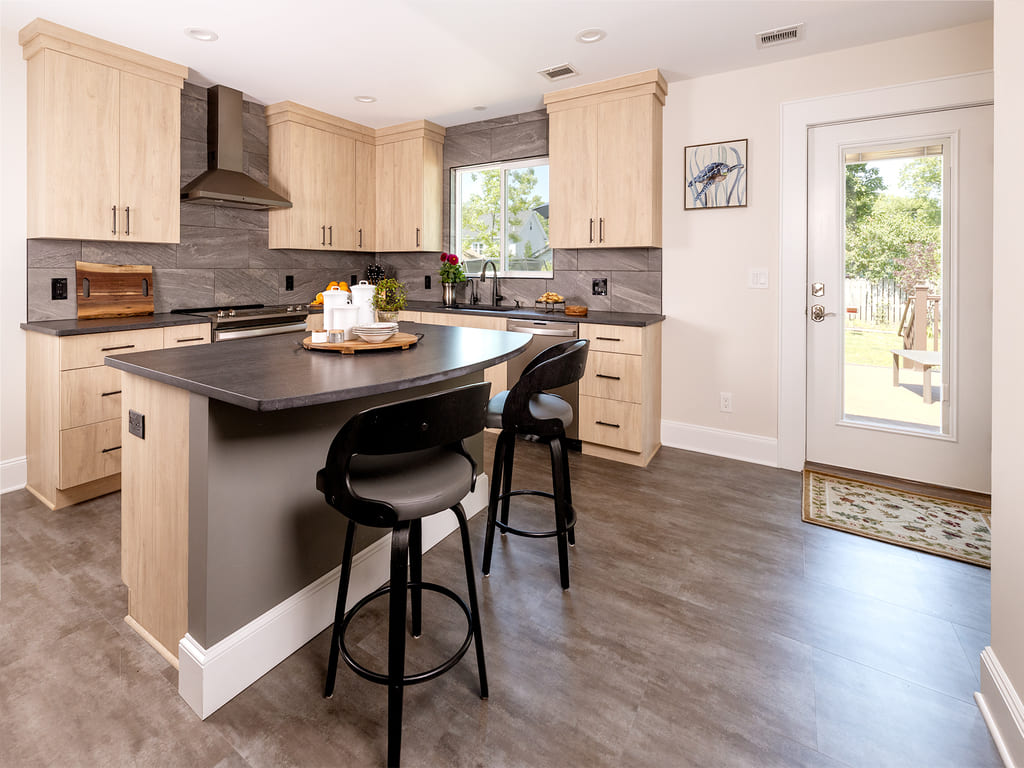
[{"left": 180, "top": 85, "right": 292, "bottom": 210}]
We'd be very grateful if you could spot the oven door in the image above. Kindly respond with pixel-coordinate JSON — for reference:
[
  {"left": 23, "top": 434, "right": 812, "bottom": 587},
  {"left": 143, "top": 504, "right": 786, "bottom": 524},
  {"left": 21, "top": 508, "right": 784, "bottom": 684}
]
[{"left": 214, "top": 321, "right": 307, "bottom": 342}]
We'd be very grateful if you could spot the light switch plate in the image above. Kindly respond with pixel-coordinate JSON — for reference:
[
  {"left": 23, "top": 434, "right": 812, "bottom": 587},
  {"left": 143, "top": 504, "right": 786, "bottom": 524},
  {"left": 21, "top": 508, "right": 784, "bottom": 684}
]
[
  {"left": 128, "top": 410, "right": 145, "bottom": 439},
  {"left": 748, "top": 269, "right": 769, "bottom": 289}
]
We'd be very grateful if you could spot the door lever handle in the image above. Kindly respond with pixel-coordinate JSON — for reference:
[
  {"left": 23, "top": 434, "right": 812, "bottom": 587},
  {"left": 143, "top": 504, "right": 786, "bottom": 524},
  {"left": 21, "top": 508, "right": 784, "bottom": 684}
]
[{"left": 810, "top": 305, "right": 836, "bottom": 322}]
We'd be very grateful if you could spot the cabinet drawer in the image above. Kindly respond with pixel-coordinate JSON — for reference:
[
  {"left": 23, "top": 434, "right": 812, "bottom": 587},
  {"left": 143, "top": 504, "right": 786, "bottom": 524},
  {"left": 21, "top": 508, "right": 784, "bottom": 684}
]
[
  {"left": 397, "top": 311, "right": 421, "bottom": 323},
  {"left": 580, "top": 351, "right": 642, "bottom": 403},
  {"left": 163, "top": 323, "right": 210, "bottom": 347},
  {"left": 60, "top": 366, "right": 122, "bottom": 428},
  {"left": 60, "top": 328, "right": 164, "bottom": 370},
  {"left": 579, "top": 396, "right": 642, "bottom": 452},
  {"left": 580, "top": 324, "right": 642, "bottom": 355},
  {"left": 59, "top": 418, "right": 121, "bottom": 488}
]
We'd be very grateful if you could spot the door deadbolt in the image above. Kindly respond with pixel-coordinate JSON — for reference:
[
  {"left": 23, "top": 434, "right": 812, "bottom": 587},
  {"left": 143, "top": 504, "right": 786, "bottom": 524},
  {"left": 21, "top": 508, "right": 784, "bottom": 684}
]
[{"left": 811, "top": 282, "right": 825, "bottom": 297}]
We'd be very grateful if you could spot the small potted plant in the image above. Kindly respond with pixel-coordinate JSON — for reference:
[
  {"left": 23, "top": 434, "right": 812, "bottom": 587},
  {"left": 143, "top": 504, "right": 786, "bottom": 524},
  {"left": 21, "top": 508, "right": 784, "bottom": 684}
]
[
  {"left": 439, "top": 252, "right": 466, "bottom": 307},
  {"left": 371, "top": 277, "right": 408, "bottom": 322}
]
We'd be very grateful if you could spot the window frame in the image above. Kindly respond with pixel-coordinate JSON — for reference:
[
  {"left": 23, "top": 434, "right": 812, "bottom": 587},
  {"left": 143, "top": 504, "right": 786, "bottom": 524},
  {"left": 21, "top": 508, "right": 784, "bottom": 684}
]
[{"left": 450, "top": 156, "right": 550, "bottom": 278}]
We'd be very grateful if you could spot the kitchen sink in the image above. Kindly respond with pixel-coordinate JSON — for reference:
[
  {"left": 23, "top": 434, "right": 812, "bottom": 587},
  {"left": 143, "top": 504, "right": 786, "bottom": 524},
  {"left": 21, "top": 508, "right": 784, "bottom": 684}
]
[{"left": 434, "top": 305, "right": 519, "bottom": 312}]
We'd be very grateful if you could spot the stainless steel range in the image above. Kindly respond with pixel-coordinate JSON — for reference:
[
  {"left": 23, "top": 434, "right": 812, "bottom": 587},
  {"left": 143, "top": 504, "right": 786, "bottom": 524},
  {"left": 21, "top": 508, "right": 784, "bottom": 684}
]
[{"left": 172, "top": 304, "right": 308, "bottom": 342}]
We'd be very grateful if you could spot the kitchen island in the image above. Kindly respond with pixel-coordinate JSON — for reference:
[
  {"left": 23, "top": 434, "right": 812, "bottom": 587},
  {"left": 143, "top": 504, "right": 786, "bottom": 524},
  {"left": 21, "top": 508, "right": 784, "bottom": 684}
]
[{"left": 104, "top": 322, "right": 529, "bottom": 718}]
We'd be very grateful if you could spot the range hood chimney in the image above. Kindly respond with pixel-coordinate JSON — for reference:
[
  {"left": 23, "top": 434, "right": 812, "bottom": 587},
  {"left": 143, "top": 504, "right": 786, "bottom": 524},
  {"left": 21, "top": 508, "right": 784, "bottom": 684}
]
[{"left": 180, "top": 85, "right": 291, "bottom": 210}]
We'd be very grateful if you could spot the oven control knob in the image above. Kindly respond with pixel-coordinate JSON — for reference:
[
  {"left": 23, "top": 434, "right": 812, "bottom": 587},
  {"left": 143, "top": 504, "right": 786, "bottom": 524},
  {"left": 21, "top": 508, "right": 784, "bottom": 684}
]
[
  {"left": 286, "top": 305, "right": 294, "bottom": 312},
  {"left": 217, "top": 310, "right": 225, "bottom": 318},
  {"left": 228, "top": 309, "right": 236, "bottom": 317}
]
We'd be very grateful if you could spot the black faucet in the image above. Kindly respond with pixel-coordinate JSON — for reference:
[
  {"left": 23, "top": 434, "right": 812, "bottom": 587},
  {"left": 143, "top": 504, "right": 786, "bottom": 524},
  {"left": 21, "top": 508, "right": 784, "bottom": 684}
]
[
  {"left": 467, "top": 278, "right": 479, "bottom": 304},
  {"left": 479, "top": 261, "right": 503, "bottom": 306}
]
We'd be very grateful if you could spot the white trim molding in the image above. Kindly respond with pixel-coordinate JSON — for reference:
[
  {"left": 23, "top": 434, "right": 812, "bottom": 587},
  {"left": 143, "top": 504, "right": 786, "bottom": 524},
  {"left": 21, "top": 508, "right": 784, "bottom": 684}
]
[
  {"left": 661, "top": 419, "right": 778, "bottom": 467},
  {"left": 978, "top": 646, "right": 1024, "bottom": 767},
  {"left": 1, "top": 455, "right": 27, "bottom": 494},
  {"left": 777, "top": 70, "right": 994, "bottom": 472},
  {"left": 178, "top": 479, "right": 489, "bottom": 720}
]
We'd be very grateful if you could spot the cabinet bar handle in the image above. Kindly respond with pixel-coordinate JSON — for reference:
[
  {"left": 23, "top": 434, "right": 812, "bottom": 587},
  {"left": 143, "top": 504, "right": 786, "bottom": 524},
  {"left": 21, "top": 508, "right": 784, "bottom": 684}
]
[
  {"left": 125, "top": 206, "right": 130, "bottom": 236},
  {"left": 595, "top": 374, "right": 621, "bottom": 380},
  {"left": 358, "top": 228, "right": 363, "bottom": 248},
  {"left": 100, "top": 390, "right": 122, "bottom": 397},
  {"left": 595, "top": 420, "right": 621, "bottom": 429},
  {"left": 175, "top": 337, "right": 204, "bottom": 344},
  {"left": 416, "top": 227, "right": 421, "bottom": 247},
  {"left": 589, "top": 218, "right": 594, "bottom": 243},
  {"left": 595, "top": 336, "right": 621, "bottom": 342},
  {"left": 101, "top": 446, "right": 121, "bottom": 454},
  {"left": 599, "top": 217, "right": 605, "bottom": 243},
  {"left": 112, "top": 205, "right": 117, "bottom": 234},
  {"left": 328, "top": 225, "right": 333, "bottom": 246},
  {"left": 101, "top": 344, "right": 135, "bottom": 352},
  {"left": 321, "top": 225, "right": 326, "bottom": 246}
]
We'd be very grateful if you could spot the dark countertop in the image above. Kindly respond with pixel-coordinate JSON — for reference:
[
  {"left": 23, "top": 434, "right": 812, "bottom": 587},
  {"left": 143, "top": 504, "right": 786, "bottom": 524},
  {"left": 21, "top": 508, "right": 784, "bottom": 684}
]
[
  {"left": 404, "top": 300, "right": 664, "bottom": 327},
  {"left": 21, "top": 313, "right": 210, "bottom": 336},
  {"left": 104, "top": 322, "right": 530, "bottom": 412}
]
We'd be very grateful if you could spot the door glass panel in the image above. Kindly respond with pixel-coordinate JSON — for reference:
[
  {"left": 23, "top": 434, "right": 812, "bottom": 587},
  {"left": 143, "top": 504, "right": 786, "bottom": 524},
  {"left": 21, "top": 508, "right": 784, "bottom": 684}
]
[{"left": 842, "top": 144, "right": 947, "bottom": 434}]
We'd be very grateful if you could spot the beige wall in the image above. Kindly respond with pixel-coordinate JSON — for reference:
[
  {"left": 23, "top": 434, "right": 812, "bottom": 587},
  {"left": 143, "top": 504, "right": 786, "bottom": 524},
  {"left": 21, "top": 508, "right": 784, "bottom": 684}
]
[
  {"left": 989, "top": 0, "right": 1024, "bottom": 757},
  {"left": 1, "top": 20, "right": 27, "bottom": 491},
  {"left": 661, "top": 20, "right": 993, "bottom": 440}
]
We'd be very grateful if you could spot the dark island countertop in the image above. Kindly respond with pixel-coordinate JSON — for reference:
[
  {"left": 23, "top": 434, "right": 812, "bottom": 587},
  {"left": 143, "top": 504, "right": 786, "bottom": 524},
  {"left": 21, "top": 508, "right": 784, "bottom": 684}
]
[
  {"left": 403, "top": 301, "right": 663, "bottom": 327},
  {"left": 104, "top": 323, "right": 530, "bottom": 412},
  {"left": 21, "top": 313, "right": 210, "bottom": 336}
]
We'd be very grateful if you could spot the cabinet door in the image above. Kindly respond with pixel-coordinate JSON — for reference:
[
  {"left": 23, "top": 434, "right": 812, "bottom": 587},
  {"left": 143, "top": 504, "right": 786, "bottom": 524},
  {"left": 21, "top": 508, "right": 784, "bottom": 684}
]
[
  {"left": 394, "top": 138, "right": 424, "bottom": 250},
  {"left": 269, "top": 123, "right": 328, "bottom": 249},
  {"left": 119, "top": 72, "right": 181, "bottom": 243},
  {"left": 29, "top": 50, "right": 119, "bottom": 240},
  {"left": 548, "top": 104, "right": 599, "bottom": 248},
  {"left": 596, "top": 96, "right": 657, "bottom": 247},
  {"left": 375, "top": 141, "right": 398, "bottom": 251},
  {"left": 355, "top": 140, "right": 376, "bottom": 251},
  {"left": 324, "top": 133, "right": 356, "bottom": 250}
]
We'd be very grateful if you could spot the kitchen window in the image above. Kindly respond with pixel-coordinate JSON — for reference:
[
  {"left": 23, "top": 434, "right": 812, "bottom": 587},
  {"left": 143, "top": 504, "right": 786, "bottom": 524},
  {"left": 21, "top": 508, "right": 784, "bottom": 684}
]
[{"left": 451, "top": 158, "right": 550, "bottom": 277}]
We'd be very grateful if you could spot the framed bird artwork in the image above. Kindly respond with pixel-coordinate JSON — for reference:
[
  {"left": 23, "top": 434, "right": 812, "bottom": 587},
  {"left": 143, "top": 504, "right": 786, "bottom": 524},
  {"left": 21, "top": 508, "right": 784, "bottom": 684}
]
[{"left": 684, "top": 139, "right": 748, "bottom": 209}]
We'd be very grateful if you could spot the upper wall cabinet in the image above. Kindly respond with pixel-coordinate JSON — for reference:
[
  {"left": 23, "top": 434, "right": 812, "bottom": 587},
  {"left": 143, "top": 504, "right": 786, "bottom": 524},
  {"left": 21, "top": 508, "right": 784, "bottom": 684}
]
[
  {"left": 20, "top": 19, "right": 187, "bottom": 243},
  {"left": 375, "top": 121, "right": 445, "bottom": 252},
  {"left": 265, "top": 102, "right": 376, "bottom": 251},
  {"left": 544, "top": 70, "right": 666, "bottom": 249}
]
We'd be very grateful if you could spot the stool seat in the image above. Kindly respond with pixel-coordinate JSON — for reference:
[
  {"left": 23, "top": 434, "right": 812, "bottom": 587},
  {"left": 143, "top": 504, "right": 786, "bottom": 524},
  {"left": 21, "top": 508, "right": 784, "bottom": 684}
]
[{"left": 485, "top": 390, "right": 574, "bottom": 431}]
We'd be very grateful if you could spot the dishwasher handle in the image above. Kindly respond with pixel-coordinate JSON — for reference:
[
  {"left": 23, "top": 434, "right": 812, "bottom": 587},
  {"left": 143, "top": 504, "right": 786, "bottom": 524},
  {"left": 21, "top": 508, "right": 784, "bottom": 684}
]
[{"left": 507, "top": 321, "right": 577, "bottom": 338}]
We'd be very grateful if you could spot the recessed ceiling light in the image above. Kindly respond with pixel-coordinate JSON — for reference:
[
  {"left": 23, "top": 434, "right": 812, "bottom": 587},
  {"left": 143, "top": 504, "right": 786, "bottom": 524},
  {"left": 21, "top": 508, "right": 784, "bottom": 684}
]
[
  {"left": 354, "top": 96, "right": 377, "bottom": 103},
  {"left": 473, "top": 105, "right": 487, "bottom": 111},
  {"left": 575, "top": 28, "right": 606, "bottom": 44},
  {"left": 184, "top": 27, "right": 218, "bottom": 42}
]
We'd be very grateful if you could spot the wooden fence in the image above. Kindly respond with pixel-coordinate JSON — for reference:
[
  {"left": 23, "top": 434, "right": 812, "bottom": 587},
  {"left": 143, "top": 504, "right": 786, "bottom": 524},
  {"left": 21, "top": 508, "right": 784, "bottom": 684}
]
[{"left": 843, "top": 278, "right": 909, "bottom": 326}]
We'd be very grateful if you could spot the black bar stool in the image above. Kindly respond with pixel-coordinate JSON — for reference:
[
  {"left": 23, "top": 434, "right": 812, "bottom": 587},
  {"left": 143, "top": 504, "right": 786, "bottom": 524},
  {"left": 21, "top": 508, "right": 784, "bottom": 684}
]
[
  {"left": 316, "top": 382, "right": 492, "bottom": 768},
  {"left": 482, "top": 339, "right": 589, "bottom": 590}
]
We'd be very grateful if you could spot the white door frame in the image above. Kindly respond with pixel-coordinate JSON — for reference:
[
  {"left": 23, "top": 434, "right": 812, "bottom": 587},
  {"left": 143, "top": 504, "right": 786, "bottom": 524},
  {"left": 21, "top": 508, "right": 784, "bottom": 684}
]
[{"left": 777, "top": 70, "right": 994, "bottom": 472}]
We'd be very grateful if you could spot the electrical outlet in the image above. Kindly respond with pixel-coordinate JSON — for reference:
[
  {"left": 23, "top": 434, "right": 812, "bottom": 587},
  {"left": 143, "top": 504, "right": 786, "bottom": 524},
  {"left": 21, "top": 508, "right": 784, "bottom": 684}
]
[
  {"left": 350, "top": 274, "right": 358, "bottom": 286},
  {"left": 424, "top": 275, "right": 431, "bottom": 290},
  {"left": 128, "top": 409, "right": 145, "bottom": 439},
  {"left": 592, "top": 277, "right": 608, "bottom": 296},
  {"left": 51, "top": 277, "right": 68, "bottom": 300},
  {"left": 285, "top": 275, "right": 294, "bottom": 291},
  {"left": 720, "top": 392, "right": 733, "bottom": 413}
]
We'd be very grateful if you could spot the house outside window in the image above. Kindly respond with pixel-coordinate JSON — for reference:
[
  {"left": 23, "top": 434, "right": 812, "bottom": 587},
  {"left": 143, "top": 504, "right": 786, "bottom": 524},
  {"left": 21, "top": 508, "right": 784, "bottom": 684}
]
[{"left": 451, "top": 158, "right": 550, "bottom": 277}]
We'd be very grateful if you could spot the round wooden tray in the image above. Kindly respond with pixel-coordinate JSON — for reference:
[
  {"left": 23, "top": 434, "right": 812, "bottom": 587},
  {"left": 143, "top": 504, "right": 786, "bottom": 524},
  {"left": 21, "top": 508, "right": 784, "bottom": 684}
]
[{"left": 302, "top": 332, "right": 418, "bottom": 355}]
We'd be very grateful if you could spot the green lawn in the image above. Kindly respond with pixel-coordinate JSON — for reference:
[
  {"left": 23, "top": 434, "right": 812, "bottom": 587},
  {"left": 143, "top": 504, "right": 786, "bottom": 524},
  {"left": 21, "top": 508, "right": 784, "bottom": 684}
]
[{"left": 845, "top": 328, "right": 900, "bottom": 367}]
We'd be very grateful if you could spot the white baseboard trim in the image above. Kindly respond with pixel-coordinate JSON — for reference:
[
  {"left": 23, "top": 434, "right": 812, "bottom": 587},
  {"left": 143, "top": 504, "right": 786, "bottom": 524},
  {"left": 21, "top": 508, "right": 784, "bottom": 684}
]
[
  {"left": 178, "top": 478, "right": 489, "bottom": 720},
  {"left": 1, "top": 455, "right": 27, "bottom": 495},
  {"left": 978, "top": 646, "right": 1024, "bottom": 767},
  {"left": 661, "top": 420, "right": 779, "bottom": 467}
]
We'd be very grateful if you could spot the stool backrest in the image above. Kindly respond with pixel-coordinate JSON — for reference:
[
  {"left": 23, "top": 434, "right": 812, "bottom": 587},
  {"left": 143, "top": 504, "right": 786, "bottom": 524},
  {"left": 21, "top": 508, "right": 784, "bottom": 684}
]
[{"left": 504, "top": 338, "right": 589, "bottom": 433}]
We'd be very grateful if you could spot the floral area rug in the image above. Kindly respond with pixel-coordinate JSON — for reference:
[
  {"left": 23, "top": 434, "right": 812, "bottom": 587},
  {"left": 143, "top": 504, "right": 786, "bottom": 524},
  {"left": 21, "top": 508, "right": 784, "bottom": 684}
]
[{"left": 802, "top": 470, "right": 991, "bottom": 568}]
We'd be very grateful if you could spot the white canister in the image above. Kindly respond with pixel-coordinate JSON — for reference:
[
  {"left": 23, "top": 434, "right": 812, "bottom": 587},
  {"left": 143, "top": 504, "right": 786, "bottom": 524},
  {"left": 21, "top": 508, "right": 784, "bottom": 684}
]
[
  {"left": 322, "top": 286, "right": 351, "bottom": 331},
  {"left": 349, "top": 280, "right": 376, "bottom": 326},
  {"left": 332, "top": 304, "right": 361, "bottom": 340}
]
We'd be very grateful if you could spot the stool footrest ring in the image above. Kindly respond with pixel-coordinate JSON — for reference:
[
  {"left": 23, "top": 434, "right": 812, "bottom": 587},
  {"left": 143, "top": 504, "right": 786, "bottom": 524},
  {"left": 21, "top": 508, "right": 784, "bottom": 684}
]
[
  {"left": 339, "top": 581, "right": 474, "bottom": 687},
  {"left": 494, "top": 489, "right": 576, "bottom": 539}
]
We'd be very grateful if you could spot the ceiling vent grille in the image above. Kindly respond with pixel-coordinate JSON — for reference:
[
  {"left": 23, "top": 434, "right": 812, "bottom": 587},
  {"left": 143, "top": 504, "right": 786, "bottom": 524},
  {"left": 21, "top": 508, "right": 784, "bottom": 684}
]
[
  {"left": 756, "top": 23, "right": 804, "bottom": 49},
  {"left": 538, "top": 63, "right": 579, "bottom": 82}
]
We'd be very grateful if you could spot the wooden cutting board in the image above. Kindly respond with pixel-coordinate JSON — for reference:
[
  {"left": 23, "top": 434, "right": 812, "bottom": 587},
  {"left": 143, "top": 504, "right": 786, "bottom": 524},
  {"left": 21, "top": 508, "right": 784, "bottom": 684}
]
[
  {"left": 76, "top": 261, "right": 154, "bottom": 319},
  {"left": 302, "top": 333, "right": 418, "bottom": 354}
]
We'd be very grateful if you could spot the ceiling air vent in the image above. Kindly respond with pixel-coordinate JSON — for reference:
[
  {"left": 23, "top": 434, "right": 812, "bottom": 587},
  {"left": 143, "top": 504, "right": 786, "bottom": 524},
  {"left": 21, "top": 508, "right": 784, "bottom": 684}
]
[
  {"left": 756, "top": 23, "right": 804, "bottom": 49},
  {"left": 538, "top": 63, "right": 579, "bottom": 82}
]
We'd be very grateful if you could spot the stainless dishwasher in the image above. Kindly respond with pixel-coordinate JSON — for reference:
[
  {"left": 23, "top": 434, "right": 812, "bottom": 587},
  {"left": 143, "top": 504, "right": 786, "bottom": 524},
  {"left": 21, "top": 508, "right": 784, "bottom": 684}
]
[{"left": 506, "top": 318, "right": 580, "bottom": 442}]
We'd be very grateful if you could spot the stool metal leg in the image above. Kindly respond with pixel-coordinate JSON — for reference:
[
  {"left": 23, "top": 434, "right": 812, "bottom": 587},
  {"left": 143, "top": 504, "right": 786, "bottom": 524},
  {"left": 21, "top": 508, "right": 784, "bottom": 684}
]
[
  {"left": 453, "top": 503, "right": 488, "bottom": 699},
  {"left": 387, "top": 523, "right": 411, "bottom": 768},
  {"left": 499, "top": 431, "right": 516, "bottom": 530},
  {"left": 561, "top": 438, "right": 575, "bottom": 547},
  {"left": 324, "top": 519, "right": 356, "bottom": 698},
  {"left": 409, "top": 519, "right": 422, "bottom": 638},
  {"left": 482, "top": 429, "right": 507, "bottom": 576},
  {"left": 549, "top": 437, "right": 571, "bottom": 590}
]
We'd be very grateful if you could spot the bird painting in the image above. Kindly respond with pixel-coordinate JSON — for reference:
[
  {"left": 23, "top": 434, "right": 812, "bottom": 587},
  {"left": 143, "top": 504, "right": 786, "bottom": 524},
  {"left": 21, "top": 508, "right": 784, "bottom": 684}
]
[{"left": 685, "top": 139, "right": 748, "bottom": 209}]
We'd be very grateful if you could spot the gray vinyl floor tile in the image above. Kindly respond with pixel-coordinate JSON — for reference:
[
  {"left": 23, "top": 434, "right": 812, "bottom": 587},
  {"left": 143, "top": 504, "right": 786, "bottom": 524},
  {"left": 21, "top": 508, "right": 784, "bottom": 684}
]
[{"left": 0, "top": 437, "right": 1002, "bottom": 767}]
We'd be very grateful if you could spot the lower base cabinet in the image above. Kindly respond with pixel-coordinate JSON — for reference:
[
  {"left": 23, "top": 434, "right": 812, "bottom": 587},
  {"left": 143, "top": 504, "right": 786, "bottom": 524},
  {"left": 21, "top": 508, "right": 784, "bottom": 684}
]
[
  {"left": 417, "top": 312, "right": 508, "bottom": 402},
  {"left": 25, "top": 322, "right": 210, "bottom": 510}
]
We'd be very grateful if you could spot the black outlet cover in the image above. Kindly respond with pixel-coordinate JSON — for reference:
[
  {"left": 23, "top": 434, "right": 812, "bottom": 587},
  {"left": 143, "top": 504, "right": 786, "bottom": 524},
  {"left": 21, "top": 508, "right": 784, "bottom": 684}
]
[
  {"left": 128, "top": 410, "right": 145, "bottom": 439},
  {"left": 350, "top": 274, "right": 358, "bottom": 286},
  {"left": 424, "top": 275, "right": 431, "bottom": 290},
  {"left": 285, "top": 275, "right": 294, "bottom": 291},
  {"left": 592, "top": 278, "right": 608, "bottom": 296},
  {"left": 51, "top": 277, "right": 68, "bottom": 300}
]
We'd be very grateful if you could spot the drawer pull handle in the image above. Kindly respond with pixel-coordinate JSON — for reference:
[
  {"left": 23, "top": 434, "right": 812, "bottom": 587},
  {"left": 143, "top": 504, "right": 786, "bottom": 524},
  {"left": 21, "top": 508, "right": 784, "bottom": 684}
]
[
  {"left": 101, "top": 446, "right": 121, "bottom": 454},
  {"left": 596, "top": 374, "right": 621, "bottom": 381},
  {"left": 101, "top": 390, "right": 122, "bottom": 397},
  {"left": 595, "top": 420, "right": 621, "bottom": 429},
  {"left": 595, "top": 336, "right": 621, "bottom": 342},
  {"left": 175, "top": 337, "right": 204, "bottom": 343},
  {"left": 101, "top": 344, "right": 135, "bottom": 352}
]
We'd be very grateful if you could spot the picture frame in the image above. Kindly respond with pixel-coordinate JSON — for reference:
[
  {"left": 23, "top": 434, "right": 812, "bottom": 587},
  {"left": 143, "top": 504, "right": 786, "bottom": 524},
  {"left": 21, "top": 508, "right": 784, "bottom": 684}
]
[{"left": 684, "top": 138, "right": 748, "bottom": 210}]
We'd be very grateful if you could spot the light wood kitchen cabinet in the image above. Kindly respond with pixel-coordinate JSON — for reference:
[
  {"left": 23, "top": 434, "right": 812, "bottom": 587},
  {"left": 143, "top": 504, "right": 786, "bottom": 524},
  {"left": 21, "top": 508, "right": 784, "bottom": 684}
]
[
  {"left": 545, "top": 70, "right": 666, "bottom": 249},
  {"left": 375, "top": 121, "right": 445, "bottom": 252},
  {"left": 578, "top": 322, "right": 662, "bottom": 466},
  {"left": 355, "top": 140, "right": 376, "bottom": 251},
  {"left": 25, "top": 323, "right": 210, "bottom": 510},
  {"left": 419, "top": 312, "right": 508, "bottom": 400},
  {"left": 20, "top": 19, "right": 186, "bottom": 243},
  {"left": 266, "top": 102, "right": 377, "bottom": 251}
]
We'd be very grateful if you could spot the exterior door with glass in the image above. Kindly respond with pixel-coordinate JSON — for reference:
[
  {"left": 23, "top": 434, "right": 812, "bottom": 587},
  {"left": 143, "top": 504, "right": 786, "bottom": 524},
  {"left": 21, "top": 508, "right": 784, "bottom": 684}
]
[{"left": 806, "top": 107, "right": 992, "bottom": 492}]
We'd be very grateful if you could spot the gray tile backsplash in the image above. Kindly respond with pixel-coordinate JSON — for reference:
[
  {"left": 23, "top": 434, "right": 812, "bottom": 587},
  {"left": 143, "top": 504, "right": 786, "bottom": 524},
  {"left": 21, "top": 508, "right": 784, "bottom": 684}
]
[{"left": 26, "top": 84, "right": 376, "bottom": 321}]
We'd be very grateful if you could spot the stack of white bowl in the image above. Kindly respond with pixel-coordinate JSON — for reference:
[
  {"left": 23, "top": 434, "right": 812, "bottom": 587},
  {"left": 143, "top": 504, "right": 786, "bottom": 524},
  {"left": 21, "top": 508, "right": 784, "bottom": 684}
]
[{"left": 353, "top": 321, "right": 398, "bottom": 344}]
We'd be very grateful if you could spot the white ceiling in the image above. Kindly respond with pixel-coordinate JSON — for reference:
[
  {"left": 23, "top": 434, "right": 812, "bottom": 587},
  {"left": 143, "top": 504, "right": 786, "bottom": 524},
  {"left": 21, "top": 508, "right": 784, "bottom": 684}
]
[{"left": 2, "top": 0, "right": 992, "bottom": 128}]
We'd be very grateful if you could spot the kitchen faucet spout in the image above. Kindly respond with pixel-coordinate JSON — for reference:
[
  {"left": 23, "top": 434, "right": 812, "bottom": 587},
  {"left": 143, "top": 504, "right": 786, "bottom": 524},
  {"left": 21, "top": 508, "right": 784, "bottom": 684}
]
[{"left": 480, "top": 261, "right": 502, "bottom": 306}]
